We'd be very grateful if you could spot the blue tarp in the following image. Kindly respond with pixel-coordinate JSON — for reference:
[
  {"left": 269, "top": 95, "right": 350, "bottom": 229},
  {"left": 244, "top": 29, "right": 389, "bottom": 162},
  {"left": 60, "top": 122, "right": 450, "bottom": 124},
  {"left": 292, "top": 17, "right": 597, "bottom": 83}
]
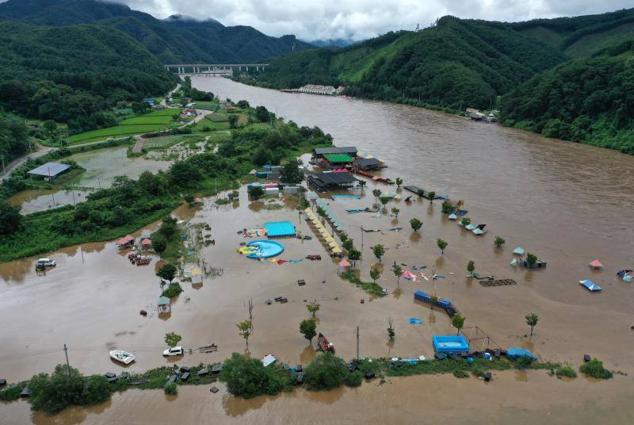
[
  {"left": 506, "top": 347, "right": 537, "bottom": 360},
  {"left": 579, "top": 279, "right": 602, "bottom": 292},
  {"left": 432, "top": 335, "right": 469, "bottom": 354},
  {"left": 408, "top": 317, "right": 423, "bottom": 325}
]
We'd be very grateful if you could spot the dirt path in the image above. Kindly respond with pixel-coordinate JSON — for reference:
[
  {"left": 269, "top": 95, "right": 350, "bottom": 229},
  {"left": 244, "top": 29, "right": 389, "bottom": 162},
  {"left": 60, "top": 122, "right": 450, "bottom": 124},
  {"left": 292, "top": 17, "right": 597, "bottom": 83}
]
[{"left": 0, "top": 144, "right": 53, "bottom": 182}]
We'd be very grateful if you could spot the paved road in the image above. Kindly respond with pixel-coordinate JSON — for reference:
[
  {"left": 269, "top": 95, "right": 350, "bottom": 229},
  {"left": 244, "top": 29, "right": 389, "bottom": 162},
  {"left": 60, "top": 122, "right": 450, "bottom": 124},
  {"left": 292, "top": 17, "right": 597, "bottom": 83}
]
[{"left": 0, "top": 144, "right": 54, "bottom": 182}]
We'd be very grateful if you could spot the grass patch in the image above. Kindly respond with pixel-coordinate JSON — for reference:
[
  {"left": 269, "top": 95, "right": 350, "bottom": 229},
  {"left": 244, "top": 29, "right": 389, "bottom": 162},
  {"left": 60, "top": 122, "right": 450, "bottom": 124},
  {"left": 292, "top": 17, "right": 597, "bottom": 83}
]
[
  {"left": 340, "top": 270, "right": 386, "bottom": 297},
  {"left": 579, "top": 359, "right": 613, "bottom": 380},
  {"left": 555, "top": 365, "right": 577, "bottom": 379}
]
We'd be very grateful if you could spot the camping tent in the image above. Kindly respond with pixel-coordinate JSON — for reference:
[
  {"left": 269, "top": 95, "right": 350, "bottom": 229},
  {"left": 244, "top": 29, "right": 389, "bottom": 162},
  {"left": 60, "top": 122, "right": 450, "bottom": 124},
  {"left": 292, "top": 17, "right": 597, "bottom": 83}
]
[
  {"left": 512, "top": 246, "right": 525, "bottom": 256},
  {"left": 402, "top": 270, "right": 417, "bottom": 281},
  {"left": 589, "top": 259, "right": 604, "bottom": 269}
]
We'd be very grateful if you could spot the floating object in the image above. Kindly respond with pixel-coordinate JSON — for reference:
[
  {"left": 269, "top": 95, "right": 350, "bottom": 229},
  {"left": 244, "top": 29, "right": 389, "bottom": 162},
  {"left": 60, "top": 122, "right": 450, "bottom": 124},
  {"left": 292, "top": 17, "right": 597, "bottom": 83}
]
[
  {"left": 332, "top": 194, "right": 361, "bottom": 200},
  {"left": 409, "top": 317, "right": 423, "bottom": 325},
  {"left": 510, "top": 259, "right": 519, "bottom": 267},
  {"left": 483, "top": 372, "right": 492, "bottom": 382},
  {"left": 479, "top": 279, "right": 517, "bottom": 287},
  {"left": 589, "top": 259, "right": 604, "bottom": 270},
  {"left": 465, "top": 223, "right": 477, "bottom": 231},
  {"left": 472, "top": 228, "right": 486, "bottom": 236},
  {"left": 512, "top": 246, "right": 525, "bottom": 256},
  {"left": 506, "top": 347, "right": 537, "bottom": 361},
  {"left": 109, "top": 350, "right": 136, "bottom": 365},
  {"left": 448, "top": 213, "right": 458, "bottom": 220},
  {"left": 35, "top": 258, "right": 56, "bottom": 269},
  {"left": 210, "top": 386, "right": 219, "bottom": 393},
  {"left": 579, "top": 279, "right": 602, "bottom": 292},
  {"left": 402, "top": 270, "right": 417, "bottom": 281},
  {"left": 262, "top": 354, "right": 277, "bottom": 367}
]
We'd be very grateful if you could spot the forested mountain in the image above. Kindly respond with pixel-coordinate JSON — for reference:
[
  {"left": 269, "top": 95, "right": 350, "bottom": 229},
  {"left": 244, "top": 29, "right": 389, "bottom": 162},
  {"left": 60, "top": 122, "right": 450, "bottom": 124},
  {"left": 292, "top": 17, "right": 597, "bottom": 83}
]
[
  {"left": 0, "top": 0, "right": 312, "bottom": 63},
  {"left": 501, "top": 41, "right": 634, "bottom": 154},
  {"left": 256, "top": 18, "right": 566, "bottom": 110},
  {"left": 511, "top": 8, "right": 634, "bottom": 57},
  {"left": 0, "top": 113, "right": 31, "bottom": 164},
  {"left": 0, "top": 21, "right": 176, "bottom": 133}
]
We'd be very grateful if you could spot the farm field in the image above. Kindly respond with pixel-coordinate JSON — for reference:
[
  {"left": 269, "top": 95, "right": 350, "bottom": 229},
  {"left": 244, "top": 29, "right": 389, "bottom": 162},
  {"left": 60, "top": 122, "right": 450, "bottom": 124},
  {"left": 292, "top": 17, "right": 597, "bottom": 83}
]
[{"left": 68, "top": 109, "right": 181, "bottom": 144}]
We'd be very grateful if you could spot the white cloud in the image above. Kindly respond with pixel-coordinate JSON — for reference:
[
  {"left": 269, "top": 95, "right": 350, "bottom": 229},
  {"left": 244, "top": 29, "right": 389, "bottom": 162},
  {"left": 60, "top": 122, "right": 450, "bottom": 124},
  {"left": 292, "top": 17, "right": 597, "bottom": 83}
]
[{"left": 110, "top": 0, "right": 633, "bottom": 41}]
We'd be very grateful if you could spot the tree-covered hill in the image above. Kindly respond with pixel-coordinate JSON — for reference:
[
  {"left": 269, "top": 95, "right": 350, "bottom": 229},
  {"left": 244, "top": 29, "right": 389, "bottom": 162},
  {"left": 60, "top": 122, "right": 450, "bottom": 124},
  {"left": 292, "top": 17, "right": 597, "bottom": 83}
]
[
  {"left": 511, "top": 8, "right": 634, "bottom": 57},
  {"left": 256, "top": 17, "right": 565, "bottom": 110},
  {"left": 0, "top": 0, "right": 312, "bottom": 63},
  {"left": 0, "top": 21, "right": 176, "bottom": 132},
  {"left": 500, "top": 41, "right": 634, "bottom": 154}
]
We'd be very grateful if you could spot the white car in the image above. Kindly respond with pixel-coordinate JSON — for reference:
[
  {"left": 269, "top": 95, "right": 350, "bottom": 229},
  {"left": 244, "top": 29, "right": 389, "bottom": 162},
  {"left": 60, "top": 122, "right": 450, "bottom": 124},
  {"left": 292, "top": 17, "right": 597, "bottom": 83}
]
[
  {"left": 36, "top": 258, "right": 56, "bottom": 268},
  {"left": 163, "top": 346, "right": 184, "bottom": 357}
]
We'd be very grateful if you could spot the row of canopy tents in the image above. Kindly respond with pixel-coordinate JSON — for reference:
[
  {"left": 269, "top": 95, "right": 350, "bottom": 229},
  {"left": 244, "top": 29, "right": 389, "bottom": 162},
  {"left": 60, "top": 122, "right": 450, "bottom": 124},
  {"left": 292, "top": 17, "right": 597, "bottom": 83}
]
[
  {"left": 315, "top": 199, "right": 345, "bottom": 233},
  {"left": 303, "top": 207, "right": 343, "bottom": 256}
]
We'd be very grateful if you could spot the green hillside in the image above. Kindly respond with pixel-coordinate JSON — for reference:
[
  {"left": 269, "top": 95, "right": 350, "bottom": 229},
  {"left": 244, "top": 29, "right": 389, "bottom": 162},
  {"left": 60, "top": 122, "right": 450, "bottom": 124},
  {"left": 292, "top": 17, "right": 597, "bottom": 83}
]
[
  {"left": 500, "top": 41, "right": 634, "bottom": 154},
  {"left": 0, "top": 21, "right": 176, "bottom": 133},
  {"left": 512, "top": 8, "right": 634, "bottom": 57},
  {"left": 256, "top": 17, "right": 565, "bottom": 110}
]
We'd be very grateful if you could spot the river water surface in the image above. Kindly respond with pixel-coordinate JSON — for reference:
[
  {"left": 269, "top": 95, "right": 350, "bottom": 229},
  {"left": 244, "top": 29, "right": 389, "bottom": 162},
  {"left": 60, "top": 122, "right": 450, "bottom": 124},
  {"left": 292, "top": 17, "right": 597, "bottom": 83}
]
[{"left": 2, "top": 78, "right": 633, "bottom": 424}]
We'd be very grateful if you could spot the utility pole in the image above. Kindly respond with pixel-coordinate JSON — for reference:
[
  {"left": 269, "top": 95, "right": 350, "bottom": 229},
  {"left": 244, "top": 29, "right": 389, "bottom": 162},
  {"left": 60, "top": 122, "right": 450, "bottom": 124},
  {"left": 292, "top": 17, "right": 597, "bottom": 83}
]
[
  {"left": 63, "top": 344, "right": 71, "bottom": 376},
  {"left": 356, "top": 326, "right": 360, "bottom": 360}
]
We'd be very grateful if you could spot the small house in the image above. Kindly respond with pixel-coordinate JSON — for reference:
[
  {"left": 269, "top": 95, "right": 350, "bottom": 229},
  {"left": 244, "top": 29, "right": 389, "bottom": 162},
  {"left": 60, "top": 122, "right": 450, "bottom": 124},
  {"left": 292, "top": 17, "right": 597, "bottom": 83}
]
[
  {"left": 312, "top": 147, "right": 358, "bottom": 165},
  {"left": 27, "top": 162, "right": 71, "bottom": 181},
  {"left": 157, "top": 296, "right": 171, "bottom": 314}
]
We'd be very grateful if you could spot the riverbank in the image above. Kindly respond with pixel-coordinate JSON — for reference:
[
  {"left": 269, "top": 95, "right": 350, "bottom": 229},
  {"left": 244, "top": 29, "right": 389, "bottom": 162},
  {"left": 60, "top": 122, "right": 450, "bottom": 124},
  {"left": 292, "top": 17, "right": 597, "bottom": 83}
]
[{"left": 0, "top": 103, "right": 332, "bottom": 261}]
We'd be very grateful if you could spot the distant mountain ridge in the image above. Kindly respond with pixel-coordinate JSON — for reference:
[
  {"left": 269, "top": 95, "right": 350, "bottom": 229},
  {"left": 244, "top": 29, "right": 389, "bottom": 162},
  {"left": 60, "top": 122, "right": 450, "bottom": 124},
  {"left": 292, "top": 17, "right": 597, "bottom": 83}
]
[{"left": 0, "top": 0, "right": 312, "bottom": 63}]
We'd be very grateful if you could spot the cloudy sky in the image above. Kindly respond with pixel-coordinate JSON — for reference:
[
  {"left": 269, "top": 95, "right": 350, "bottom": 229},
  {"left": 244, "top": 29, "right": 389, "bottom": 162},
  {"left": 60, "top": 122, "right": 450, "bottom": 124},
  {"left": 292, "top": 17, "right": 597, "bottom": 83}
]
[{"left": 113, "top": 0, "right": 631, "bottom": 41}]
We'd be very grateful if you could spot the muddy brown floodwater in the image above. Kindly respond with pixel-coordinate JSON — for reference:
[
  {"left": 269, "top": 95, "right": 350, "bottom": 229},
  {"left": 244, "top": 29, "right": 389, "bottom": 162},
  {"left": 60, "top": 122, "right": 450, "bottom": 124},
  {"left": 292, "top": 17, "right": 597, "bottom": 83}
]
[{"left": 2, "top": 78, "right": 634, "bottom": 424}]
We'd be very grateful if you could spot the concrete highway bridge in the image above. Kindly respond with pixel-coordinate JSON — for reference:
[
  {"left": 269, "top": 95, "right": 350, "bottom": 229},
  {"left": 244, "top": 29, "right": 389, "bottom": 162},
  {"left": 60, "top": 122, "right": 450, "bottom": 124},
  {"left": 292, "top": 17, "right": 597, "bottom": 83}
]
[{"left": 164, "top": 64, "right": 269, "bottom": 76}]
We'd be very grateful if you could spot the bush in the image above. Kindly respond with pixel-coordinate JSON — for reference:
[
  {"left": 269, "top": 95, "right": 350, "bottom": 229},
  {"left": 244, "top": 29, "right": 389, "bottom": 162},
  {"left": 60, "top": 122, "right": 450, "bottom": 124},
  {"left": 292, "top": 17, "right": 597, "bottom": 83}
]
[
  {"left": 164, "top": 382, "right": 178, "bottom": 395},
  {"left": 248, "top": 186, "right": 264, "bottom": 200},
  {"left": 220, "top": 353, "right": 290, "bottom": 398},
  {"left": 303, "top": 353, "right": 348, "bottom": 391},
  {"left": 29, "top": 365, "right": 110, "bottom": 415},
  {"left": 555, "top": 365, "right": 577, "bottom": 378},
  {"left": 579, "top": 359, "right": 613, "bottom": 380},
  {"left": 344, "top": 370, "right": 363, "bottom": 387},
  {"left": 161, "top": 282, "right": 183, "bottom": 298}
]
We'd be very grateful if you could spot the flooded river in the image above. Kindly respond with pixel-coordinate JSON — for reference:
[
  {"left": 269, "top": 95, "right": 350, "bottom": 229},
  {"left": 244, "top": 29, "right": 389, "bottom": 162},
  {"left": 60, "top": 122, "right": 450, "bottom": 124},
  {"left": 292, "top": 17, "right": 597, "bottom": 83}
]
[{"left": 2, "top": 78, "right": 634, "bottom": 424}]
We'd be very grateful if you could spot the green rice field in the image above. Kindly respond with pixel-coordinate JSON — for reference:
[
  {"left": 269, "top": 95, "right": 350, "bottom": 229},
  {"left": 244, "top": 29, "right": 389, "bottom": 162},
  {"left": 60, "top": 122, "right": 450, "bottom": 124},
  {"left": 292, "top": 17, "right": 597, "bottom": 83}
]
[{"left": 68, "top": 109, "right": 181, "bottom": 144}]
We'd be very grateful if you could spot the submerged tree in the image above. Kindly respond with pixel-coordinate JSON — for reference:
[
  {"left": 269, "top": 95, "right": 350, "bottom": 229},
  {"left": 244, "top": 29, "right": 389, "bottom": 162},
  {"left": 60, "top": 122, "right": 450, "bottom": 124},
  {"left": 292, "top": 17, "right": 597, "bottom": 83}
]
[
  {"left": 164, "top": 332, "right": 182, "bottom": 348},
  {"left": 525, "top": 312, "right": 539, "bottom": 337},
  {"left": 348, "top": 249, "right": 361, "bottom": 267},
  {"left": 300, "top": 319, "right": 317, "bottom": 342},
  {"left": 157, "top": 263, "right": 177, "bottom": 282},
  {"left": 392, "top": 263, "right": 403, "bottom": 288},
  {"left": 467, "top": 260, "right": 475, "bottom": 277},
  {"left": 410, "top": 218, "right": 422, "bottom": 232},
  {"left": 387, "top": 318, "right": 395, "bottom": 342},
  {"left": 307, "top": 300, "right": 320, "bottom": 319},
  {"left": 391, "top": 207, "right": 400, "bottom": 219},
  {"left": 494, "top": 236, "right": 506, "bottom": 248},
  {"left": 427, "top": 191, "right": 435, "bottom": 203},
  {"left": 452, "top": 314, "right": 465, "bottom": 335},
  {"left": 437, "top": 239, "right": 448, "bottom": 255},
  {"left": 526, "top": 253, "right": 538, "bottom": 268},
  {"left": 237, "top": 320, "right": 253, "bottom": 352},
  {"left": 395, "top": 177, "right": 403, "bottom": 188},
  {"left": 370, "top": 266, "right": 381, "bottom": 283},
  {"left": 372, "top": 244, "right": 385, "bottom": 262}
]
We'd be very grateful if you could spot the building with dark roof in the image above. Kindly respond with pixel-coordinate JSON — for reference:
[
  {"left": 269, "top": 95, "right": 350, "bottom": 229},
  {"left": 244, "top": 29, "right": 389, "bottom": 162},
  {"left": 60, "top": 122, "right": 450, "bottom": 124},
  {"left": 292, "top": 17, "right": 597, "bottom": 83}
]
[
  {"left": 353, "top": 157, "right": 384, "bottom": 171},
  {"left": 307, "top": 171, "right": 358, "bottom": 192},
  {"left": 312, "top": 146, "right": 358, "bottom": 158}
]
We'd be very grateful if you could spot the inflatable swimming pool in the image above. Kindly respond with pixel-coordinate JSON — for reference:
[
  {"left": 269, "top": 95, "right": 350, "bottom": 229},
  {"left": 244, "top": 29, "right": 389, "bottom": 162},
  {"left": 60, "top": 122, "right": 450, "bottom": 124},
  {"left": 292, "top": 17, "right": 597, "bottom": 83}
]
[{"left": 245, "top": 240, "right": 285, "bottom": 259}]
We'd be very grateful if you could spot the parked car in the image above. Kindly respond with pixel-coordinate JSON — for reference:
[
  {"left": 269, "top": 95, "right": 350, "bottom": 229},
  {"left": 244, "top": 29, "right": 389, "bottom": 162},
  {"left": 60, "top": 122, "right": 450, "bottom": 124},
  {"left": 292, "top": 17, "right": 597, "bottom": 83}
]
[
  {"left": 163, "top": 346, "right": 183, "bottom": 357},
  {"left": 36, "top": 258, "right": 56, "bottom": 269}
]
